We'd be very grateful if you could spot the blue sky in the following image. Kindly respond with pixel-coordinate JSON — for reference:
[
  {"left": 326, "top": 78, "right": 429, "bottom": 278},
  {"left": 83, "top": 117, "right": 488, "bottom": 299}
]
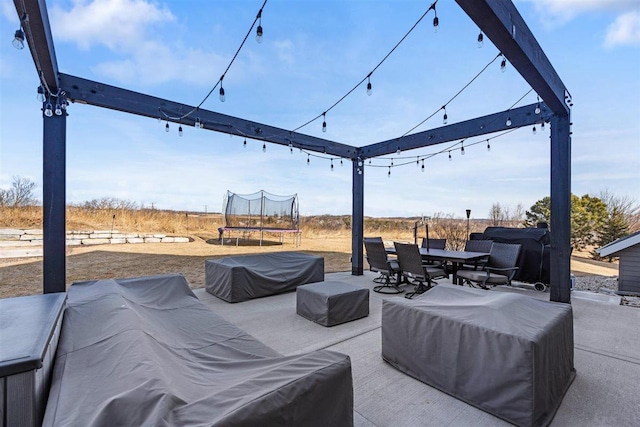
[{"left": 1, "top": 0, "right": 638, "bottom": 218}]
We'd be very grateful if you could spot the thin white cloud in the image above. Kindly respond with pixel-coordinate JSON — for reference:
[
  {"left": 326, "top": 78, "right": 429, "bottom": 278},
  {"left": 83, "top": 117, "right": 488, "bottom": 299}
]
[
  {"left": 604, "top": 10, "right": 640, "bottom": 47},
  {"left": 50, "top": 0, "right": 174, "bottom": 51}
]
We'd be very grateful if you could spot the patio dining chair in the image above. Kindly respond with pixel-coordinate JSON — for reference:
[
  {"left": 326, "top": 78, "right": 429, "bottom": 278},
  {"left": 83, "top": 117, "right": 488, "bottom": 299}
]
[
  {"left": 457, "top": 242, "right": 521, "bottom": 289},
  {"left": 394, "top": 242, "right": 448, "bottom": 299},
  {"left": 420, "top": 238, "right": 446, "bottom": 267},
  {"left": 460, "top": 239, "right": 494, "bottom": 271},
  {"left": 364, "top": 237, "right": 402, "bottom": 294}
]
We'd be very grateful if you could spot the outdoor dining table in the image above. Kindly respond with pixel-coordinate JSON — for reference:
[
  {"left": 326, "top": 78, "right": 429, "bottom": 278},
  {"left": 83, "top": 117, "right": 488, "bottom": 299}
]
[{"left": 387, "top": 247, "right": 490, "bottom": 285}]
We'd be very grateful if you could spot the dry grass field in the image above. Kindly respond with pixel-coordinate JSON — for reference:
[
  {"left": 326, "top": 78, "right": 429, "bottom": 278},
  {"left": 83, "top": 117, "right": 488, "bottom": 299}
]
[{"left": 0, "top": 207, "right": 619, "bottom": 298}]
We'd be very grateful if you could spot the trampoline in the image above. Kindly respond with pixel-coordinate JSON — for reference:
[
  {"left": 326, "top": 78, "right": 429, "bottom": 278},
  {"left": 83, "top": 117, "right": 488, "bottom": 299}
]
[{"left": 220, "top": 190, "right": 301, "bottom": 246}]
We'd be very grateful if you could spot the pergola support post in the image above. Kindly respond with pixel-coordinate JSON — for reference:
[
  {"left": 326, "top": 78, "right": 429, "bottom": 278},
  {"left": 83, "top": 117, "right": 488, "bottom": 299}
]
[
  {"left": 549, "top": 113, "right": 572, "bottom": 303},
  {"left": 351, "top": 159, "right": 364, "bottom": 275},
  {"left": 42, "top": 109, "right": 66, "bottom": 293}
]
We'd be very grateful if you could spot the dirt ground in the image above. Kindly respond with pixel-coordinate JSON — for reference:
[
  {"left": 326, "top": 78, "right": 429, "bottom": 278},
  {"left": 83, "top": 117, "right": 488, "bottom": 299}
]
[{"left": 0, "top": 232, "right": 619, "bottom": 298}]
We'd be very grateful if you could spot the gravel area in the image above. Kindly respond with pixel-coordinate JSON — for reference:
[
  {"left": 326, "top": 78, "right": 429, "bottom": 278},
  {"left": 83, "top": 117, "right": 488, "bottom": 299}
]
[{"left": 573, "top": 275, "right": 640, "bottom": 308}]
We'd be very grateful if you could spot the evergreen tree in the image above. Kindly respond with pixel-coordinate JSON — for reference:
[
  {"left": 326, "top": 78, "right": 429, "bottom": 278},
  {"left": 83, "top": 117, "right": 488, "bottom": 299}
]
[{"left": 594, "top": 207, "right": 629, "bottom": 262}]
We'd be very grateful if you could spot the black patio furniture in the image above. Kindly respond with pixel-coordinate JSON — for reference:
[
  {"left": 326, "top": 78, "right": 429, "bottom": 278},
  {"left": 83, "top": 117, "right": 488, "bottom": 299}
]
[
  {"left": 364, "top": 237, "right": 403, "bottom": 294},
  {"left": 457, "top": 242, "right": 522, "bottom": 289},
  {"left": 393, "top": 242, "right": 447, "bottom": 299}
]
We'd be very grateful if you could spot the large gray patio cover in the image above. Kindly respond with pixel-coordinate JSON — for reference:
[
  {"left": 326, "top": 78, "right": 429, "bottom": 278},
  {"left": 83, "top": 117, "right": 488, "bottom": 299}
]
[
  {"left": 382, "top": 284, "right": 575, "bottom": 427},
  {"left": 43, "top": 274, "right": 353, "bottom": 427},
  {"left": 206, "top": 252, "right": 324, "bottom": 302}
]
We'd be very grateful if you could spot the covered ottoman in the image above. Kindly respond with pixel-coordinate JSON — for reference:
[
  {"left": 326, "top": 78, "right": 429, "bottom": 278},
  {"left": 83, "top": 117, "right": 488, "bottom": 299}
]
[
  {"left": 297, "top": 281, "right": 369, "bottom": 326},
  {"left": 382, "top": 284, "right": 575, "bottom": 427},
  {"left": 206, "top": 251, "right": 324, "bottom": 302}
]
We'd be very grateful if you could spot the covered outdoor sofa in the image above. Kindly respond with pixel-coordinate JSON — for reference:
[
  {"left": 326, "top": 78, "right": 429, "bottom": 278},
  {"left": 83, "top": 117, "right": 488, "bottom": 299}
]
[{"left": 42, "top": 274, "right": 353, "bottom": 426}]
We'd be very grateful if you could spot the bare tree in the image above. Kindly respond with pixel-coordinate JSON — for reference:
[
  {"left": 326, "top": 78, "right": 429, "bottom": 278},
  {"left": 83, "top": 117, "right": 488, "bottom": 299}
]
[
  {"left": 597, "top": 189, "right": 640, "bottom": 233},
  {"left": 0, "top": 176, "right": 37, "bottom": 207},
  {"left": 488, "top": 203, "right": 504, "bottom": 226},
  {"left": 430, "top": 212, "right": 467, "bottom": 250}
]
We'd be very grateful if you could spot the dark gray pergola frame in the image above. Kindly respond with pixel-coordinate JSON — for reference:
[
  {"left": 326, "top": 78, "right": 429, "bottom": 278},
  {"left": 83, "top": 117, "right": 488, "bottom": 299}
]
[{"left": 13, "top": 0, "right": 572, "bottom": 303}]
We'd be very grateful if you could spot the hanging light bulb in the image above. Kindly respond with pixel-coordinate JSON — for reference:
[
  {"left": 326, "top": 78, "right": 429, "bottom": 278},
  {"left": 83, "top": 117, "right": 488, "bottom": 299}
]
[
  {"left": 244, "top": 138, "right": 247, "bottom": 148},
  {"left": 368, "top": 159, "right": 371, "bottom": 164},
  {"left": 307, "top": 154, "right": 310, "bottom": 165},
  {"left": 391, "top": 159, "right": 394, "bottom": 167},
  {"left": 421, "top": 159, "right": 425, "bottom": 172},
  {"left": 219, "top": 86, "right": 225, "bottom": 102},
  {"left": 36, "top": 86, "right": 45, "bottom": 102},
  {"left": 44, "top": 101, "right": 53, "bottom": 117},
  {"left": 535, "top": 105, "right": 541, "bottom": 115},
  {"left": 12, "top": 28, "right": 25, "bottom": 50},
  {"left": 532, "top": 125, "right": 537, "bottom": 135},
  {"left": 416, "top": 157, "right": 420, "bottom": 166},
  {"left": 358, "top": 168, "right": 362, "bottom": 175},
  {"left": 256, "top": 10, "right": 263, "bottom": 43},
  {"left": 366, "top": 76, "right": 372, "bottom": 96},
  {"left": 54, "top": 102, "right": 62, "bottom": 116},
  {"left": 486, "top": 140, "right": 491, "bottom": 151},
  {"left": 331, "top": 160, "right": 334, "bottom": 171},
  {"left": 461, "top": 142, "right": 465, "bottom": 155},
  {"left": 433, "top": 15, "right": 439, "bottom": 33},
  {"left": 322, "top": 112, "right": 327, "bottom": 133},
  {"left": 157, "top": 116, "right": 162, "bottom": 123},
  {"left": 358, "top": 159, "right": 363, "bottom": 167},
  {"left": 262, "top": 143, "right": 266, "bottom": 152},
  {"left": 477, "top": 32, "right": 484, "bottom": 48},
  {"left": 506, "top": 117, "right": 512, "bottom": 126},
  {"left": 541, "top": 122, "right": 545, "bottom": 130},
  {"left": 340, "top": 159, "right": 343, "bottom": 167},
  {"left": 388, "top": 166, "right": 391, "bottom": 177},
  {"left": 396, "top": 147, "right": 401, "bottom": 155},
  {"left": 442, "top": 106, "right": 448, "bottom": 125},
  {"left": 195, "top": 118, "right": 201, "bottom": 129},
  {"left": 448, "top": 151, "right": 452, "bottom": 161},
  {"left": 500, "top": 57, "right": 507, "bottom": 72},
  {"left": 179, "top": 125, "right": 184, "bottom": 136},
  {"left": 165, "top": 122, "right": 170, "bottom": 132},
  {"left": 289, "top": 142, "right": 293, "bottom": 153}
]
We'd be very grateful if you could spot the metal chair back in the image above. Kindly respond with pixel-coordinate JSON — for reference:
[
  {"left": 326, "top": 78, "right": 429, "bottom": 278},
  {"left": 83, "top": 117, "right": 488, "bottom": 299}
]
[
  {"left": 394, "top": 242, "right": 426, "bottom": 280},
  {"left": 464, "top": 239, "right": 493, "bottom": 253},
  {"left": 421, "top": 238, "right": 446, "bottom": 250},
  {"left": 363, "top": 237, "right": 392, "bottom": 273},
  {"left": 488, "top": 242, "right": 521, "bottom": 270}
]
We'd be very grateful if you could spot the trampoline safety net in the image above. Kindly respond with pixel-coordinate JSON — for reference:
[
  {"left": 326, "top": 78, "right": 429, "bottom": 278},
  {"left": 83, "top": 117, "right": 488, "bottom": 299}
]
[{"left": 223, "top": 190, "right": 299, "bottom": 230}]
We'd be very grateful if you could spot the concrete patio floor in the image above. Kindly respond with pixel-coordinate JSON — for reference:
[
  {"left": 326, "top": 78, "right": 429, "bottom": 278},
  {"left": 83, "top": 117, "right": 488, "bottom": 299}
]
[{"left": 193, "top": 272, "right": 640, "bottom": 427}]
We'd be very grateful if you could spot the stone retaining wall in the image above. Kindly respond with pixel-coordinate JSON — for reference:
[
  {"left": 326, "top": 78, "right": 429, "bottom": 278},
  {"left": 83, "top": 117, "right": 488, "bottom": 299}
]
[{"left": 0, "top": 229, "right": 189, "bottom": 258}]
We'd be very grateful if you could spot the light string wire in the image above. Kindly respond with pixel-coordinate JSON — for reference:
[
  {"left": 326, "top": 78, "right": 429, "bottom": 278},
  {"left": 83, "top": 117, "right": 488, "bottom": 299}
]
[
  {"left": 365, "top": 88, "right": 537, "bottom": 169},
  {"left": 290, "top": 0, "right": 439, "bottom": 133},
  {"left": 400, "top": 52, "right": 503, "bottom": 137},
  {"left": 160, "top": 0, "right": 268, "bottom": 121}
]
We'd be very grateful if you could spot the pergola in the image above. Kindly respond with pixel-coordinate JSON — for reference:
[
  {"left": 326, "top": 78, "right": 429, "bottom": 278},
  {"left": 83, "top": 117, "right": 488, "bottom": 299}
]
[{"left": 12, "top": 0, "right": 573, "bottom": 303}]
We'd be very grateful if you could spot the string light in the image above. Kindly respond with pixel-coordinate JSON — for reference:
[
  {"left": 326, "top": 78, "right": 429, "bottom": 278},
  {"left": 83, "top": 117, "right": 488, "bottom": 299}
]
[
  {"left": 179, "top": 125, "right": 183, "bottom": 136},
  {"left": 262, "top": 143, "right": 266, "bottom": 152},
  {"left": 541, "top": 122, "right": 545, "bottom": 130},
  {"left": 461, "top": 141, "right": 465, "bottom": 155},
  {"left": 535, "top": 96, "right": 541, "bottom": 114},
  {"left": 486, "top": 139, "right": 491, "bottom": 151},
  {"left": 532, "top": 125, "right": 537, "bottom": 135},
  {"left": 367, "top": 76, "right": 372, "bottom": 96},
  {"left": 506, "top": 117, "right": 512, "bottom": 126},
  {"left": 388, "top": 166, "right": 391, "bottom": 177},
  {"left": 421, "top": 159, "right": 425, "bottom": 172},
  {"left": 256, "top": 9, "right": 263, "bottom": 43},
  {"left": 307, "top": 154, "right": 310, "bottom": 165},
  {"left": 448, "top": 151, "right": 452, "bottom": 161},
  {"left": 331, "top": 159, "right": 334, "bottom": 171},
  {"left": 340, "top": 159, "right": 344, "bottom": 167},
  {"left": 442, "top": 106, "right": 448, "bottom": 124},
  {"left": 219, "top": 85, "right": 225, "bottom": 102},
  {"left": 477, "top": 32, "right": 484, "bottom": 48},
  {"left": 432, "top": 5, "right": 439, "bottom": 32},
  {"left": 44, "top": 100, "right": 53, "bottom": 117},
  {"left": 244, "top": 138, "right": 247, "bottom": 148},
  {"left": 289, "top": 142, "right": 293, "bottom": 153},
  {"left": 12, "top": 14, "right": 27, "bottom": 50},
  {"left": 322, "top": 112, "right": 327, "bottom": 133},
  {"left": 54, "top": 101, "right": 62, "bottom": 116},
  {"left": 396, "top": 147, "right": 401, "bottom": 155},
  {"left": 195, "top": 118, "right": 201, "bottom": 129},
  {"left": 37, "top": 86, "right": 45, "bottom": 102},
  {"left": 500, "top": 56, "right": 507, "bottom": 72}
]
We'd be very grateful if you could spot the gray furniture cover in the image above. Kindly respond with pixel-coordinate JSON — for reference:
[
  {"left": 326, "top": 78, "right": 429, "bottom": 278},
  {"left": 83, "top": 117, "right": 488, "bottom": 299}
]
[
  {"left": 296, "top": 281, "right": 369, "bottom": 326},
  {"left": 382, "top": 284, "right": 575, "bottom": 427},
  {"left": 43, "top": 274, "right": 353, "bottom": 427},
  {"left": 206, "top": 251, "right": 324, "bottom": 302}
]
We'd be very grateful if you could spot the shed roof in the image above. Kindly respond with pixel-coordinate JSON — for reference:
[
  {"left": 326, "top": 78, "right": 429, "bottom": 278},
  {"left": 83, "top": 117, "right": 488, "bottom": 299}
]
[{"left": 597, "top": 231, "right": 640, "bottom": 257}]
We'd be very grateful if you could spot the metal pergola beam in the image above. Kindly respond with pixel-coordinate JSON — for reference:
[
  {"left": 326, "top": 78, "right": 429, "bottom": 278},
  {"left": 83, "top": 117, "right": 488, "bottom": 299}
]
[
  {"left": 59, "top": 74, "right": 357, "bottom": 159},
  {"left": 361, "top": 103, "right": 551, "bottom": 158},
  {"left": 12, "top": 0, "right": 59, "bottom": 93},
  {"left": 455, "top": 0, "right": 570, "bottom": 116}
]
